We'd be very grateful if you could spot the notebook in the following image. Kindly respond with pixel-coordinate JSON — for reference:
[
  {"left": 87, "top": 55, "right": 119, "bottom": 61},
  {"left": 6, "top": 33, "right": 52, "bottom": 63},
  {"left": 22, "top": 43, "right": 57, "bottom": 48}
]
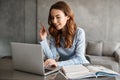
[{"left": 11, "top": 42, "right": 60, "bottom": 76}]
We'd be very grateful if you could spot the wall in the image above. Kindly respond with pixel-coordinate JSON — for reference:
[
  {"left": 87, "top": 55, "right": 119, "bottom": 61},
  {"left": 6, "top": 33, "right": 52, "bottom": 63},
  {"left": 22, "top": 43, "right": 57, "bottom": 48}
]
[
  {"left": 0, "top": 0, "right": 37, "bottom": 57},
  {"left": 0, "top": 0, "right": 120, "bottom": 57},
  {"left": 37, "top": 0, "right": 120, "bottom": 42}
]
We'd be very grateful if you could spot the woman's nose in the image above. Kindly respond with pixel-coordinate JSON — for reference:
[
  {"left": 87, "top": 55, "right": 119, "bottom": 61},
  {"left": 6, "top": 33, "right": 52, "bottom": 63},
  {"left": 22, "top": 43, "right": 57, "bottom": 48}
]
[{"left": 53, "top": 18, "right": 57, "bottom": 24}]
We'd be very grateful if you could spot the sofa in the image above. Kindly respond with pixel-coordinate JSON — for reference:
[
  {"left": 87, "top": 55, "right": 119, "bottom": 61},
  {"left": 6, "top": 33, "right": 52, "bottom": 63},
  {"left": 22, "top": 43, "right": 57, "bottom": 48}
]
[{"left": 85, "top": 41, "right": 120, "bottom": 73}]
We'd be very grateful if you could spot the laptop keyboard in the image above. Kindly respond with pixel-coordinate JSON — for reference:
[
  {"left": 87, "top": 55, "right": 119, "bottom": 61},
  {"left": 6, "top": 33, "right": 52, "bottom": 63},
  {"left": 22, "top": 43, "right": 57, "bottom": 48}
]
[
  {"left": 45, "top": 68, "right": 52, "bottom": 73},
  {"left": 45, "top": 66, "right": 59, "bottom": 73}
]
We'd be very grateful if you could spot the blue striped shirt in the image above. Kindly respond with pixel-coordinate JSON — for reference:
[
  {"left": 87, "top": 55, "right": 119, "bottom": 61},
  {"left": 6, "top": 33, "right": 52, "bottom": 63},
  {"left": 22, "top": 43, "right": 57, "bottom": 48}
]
[{"left": 40, "top": 27, "right": 89, "bottom": 67}]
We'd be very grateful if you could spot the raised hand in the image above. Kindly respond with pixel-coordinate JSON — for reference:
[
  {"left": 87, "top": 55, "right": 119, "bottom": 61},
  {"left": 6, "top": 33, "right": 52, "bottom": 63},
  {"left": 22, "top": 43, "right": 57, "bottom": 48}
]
[{"left": 39, "top": 23, "right": 47, "bottom": 41}]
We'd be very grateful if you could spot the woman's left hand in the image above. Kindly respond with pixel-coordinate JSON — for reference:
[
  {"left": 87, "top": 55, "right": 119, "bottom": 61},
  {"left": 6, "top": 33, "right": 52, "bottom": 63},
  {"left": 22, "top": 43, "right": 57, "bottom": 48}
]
[
  {"left": 44, "top": 59, "right": 57, "bottom": 67},
  {"left": 39, "top": 23, "right": 47, "bottom": 41}
]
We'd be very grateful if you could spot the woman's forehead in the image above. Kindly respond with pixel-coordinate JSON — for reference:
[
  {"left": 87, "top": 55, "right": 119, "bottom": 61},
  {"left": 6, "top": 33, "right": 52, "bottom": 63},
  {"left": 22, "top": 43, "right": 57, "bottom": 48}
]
[{"left": 50, "top": 9, "right": 65, "bottom": 16}]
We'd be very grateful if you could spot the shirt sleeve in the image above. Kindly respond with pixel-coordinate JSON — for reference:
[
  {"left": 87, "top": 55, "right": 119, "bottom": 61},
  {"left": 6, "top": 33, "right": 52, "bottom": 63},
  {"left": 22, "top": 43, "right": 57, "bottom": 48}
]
[
  {"left": 39, "top": 38, "right": 58, "bottom": 59},
  {"left": 57, "top": 28, "right": 89, "bottom": 67}
]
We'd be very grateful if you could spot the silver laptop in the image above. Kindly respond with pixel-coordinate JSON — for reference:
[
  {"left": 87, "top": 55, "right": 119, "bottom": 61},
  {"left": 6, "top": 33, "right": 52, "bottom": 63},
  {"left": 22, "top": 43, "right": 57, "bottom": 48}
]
[{"left": 11, "top": 42, "right": 60, "bottom": 76}]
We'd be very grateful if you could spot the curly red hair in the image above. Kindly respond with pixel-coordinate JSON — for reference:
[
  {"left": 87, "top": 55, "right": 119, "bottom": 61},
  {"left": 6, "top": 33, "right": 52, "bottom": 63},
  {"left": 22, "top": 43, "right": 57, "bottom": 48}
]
[{"left": 48, "top": 1, "right": 77, "bottom": 48}]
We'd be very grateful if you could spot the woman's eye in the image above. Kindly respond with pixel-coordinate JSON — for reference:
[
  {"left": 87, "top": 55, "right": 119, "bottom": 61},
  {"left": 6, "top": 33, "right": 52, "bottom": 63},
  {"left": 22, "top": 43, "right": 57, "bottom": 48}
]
[{"left": 57, "top": 17, "right": 60, "bottom": 19}]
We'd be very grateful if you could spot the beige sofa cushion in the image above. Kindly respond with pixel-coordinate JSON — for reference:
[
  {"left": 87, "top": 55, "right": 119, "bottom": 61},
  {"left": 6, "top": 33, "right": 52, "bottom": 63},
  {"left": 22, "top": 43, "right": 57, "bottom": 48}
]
[
  {"left": 102, "top": 42, "right": 120, "bottom": 57},
  {"left": 86, "top": 41, "right": 102, "bottom": 56},
  {"left": 87, "top": 55, "right": 119, "bottom": 72}
]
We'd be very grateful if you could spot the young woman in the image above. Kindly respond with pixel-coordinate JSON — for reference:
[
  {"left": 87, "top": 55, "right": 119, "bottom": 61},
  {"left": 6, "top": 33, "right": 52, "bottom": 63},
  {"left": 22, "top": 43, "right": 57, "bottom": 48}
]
[{"left": 39, "top": 1, "right": 89, "bottom": 67}]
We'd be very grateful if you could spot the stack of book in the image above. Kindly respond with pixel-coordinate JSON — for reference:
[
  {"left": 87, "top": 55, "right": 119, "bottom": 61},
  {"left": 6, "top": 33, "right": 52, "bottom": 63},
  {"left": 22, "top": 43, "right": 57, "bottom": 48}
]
[{"left": 61, "top": 64, "right": 120, "bottom": 79}]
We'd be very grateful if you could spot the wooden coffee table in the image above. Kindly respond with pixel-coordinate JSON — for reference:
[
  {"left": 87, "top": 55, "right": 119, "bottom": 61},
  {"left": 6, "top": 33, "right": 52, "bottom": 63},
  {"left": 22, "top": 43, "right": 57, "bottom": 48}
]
[{"left": 0, "top": 58, "right": 119, "bottom": 80}]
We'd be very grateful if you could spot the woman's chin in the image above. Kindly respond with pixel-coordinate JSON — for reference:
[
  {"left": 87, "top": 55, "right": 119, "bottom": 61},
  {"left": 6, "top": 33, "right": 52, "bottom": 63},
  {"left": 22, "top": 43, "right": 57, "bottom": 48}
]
[{"left": 56, "top": 27, "right": 63, "bottom": 30}]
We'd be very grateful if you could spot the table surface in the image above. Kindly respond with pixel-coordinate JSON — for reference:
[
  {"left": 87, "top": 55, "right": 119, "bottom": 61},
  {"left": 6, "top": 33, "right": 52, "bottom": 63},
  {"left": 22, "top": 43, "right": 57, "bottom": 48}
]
[{"left": 0, "top": 58, "right": 119, "bottom": 80}]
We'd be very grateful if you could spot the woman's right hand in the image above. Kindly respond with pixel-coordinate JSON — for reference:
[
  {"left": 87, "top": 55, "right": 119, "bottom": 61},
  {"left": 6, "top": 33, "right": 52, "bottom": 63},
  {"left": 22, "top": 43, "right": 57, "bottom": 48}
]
[{"left": 39, "top": 23, "right": 47, "bottom": 41}]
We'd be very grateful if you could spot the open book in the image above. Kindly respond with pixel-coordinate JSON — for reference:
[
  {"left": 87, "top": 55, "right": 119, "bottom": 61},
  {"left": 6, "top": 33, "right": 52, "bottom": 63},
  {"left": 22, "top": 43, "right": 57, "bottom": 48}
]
[{"left": 62, "top": 64, "right": 120, "bottom": 79}]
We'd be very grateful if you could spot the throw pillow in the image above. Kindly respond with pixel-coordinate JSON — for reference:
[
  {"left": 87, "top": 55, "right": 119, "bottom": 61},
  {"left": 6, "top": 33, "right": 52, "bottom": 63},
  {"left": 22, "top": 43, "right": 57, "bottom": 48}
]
[
  {"left": 102, "top": 42, "right": 120, "bottom": 57},
  {"left": 86, "top": 41, "right": 103, "bottom": 56}
]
